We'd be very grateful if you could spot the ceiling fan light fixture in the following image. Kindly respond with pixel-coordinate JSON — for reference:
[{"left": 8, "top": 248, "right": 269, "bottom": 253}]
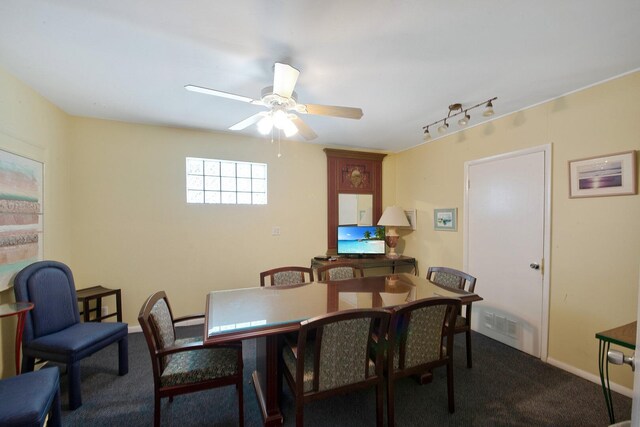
[
  {"left": 272, "top": 109, "right": 289, "bottom": 130},
  {"left": 282, "top": 118, "right": 298, "bottom": 137},
  {"left": 257, "top": 115, "right": 273, "bottom": 135}
]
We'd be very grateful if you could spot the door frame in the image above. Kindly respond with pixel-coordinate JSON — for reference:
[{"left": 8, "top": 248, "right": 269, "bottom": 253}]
[{"left": 463, "top": 144, "right": 552, "bottom": 361}]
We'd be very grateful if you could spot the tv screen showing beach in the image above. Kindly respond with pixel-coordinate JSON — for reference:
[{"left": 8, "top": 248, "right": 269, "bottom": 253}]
[{"left": 337, "top": 225, "right": 386, "bottom": 255}]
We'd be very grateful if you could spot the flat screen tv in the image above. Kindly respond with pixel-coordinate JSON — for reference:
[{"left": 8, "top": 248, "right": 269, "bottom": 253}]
[{"left": 337, "top": 225, "right": 386, "bottom": 256}]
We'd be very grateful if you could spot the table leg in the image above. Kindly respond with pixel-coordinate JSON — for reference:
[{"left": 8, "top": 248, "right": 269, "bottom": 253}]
[
  {"left": 253, "top": 335, "right": 284, "bottom": 427},
  {"left": 83, "top": 299, "right": 91, "bottom": 322},
  {"left": 598, "top": 339, "right": 615, "bottom": 424},
  {"left": 14, "top": 312, "right": 26, "bottom": 375},
  {"left": 116, "top": 290, "right": 122, "bottom": 322}
]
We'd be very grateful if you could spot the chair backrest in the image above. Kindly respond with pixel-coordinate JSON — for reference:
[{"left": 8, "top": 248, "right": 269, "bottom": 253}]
[
  {"left": 426, "top": 266, "right": 477, "bottom": 293},
  {"left": 138, "top": 291, "right": 177, "bottom": 375},
  {"left": 317, "top": 262, "right": 364, "bottom": 281},
  {"left": 14, "top": 261, "right": 80, "bottom": 344},
  {"left": 260, "top": 266, "right": 314, "bottom": 287},
  {"left": 295, "top": 308, "right": 390, "bottom": 393},
  {"left": 388, "top": 297, "right": 460, "bottom": 372}
]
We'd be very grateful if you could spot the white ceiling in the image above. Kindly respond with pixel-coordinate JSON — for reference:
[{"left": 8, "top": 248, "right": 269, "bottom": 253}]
[{"left": 1, "top": 1, "right": 639, "bottom": 152}]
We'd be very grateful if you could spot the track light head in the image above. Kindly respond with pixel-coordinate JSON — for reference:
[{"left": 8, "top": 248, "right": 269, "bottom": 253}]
[
  {"left": 437, "top": 120, "right": 449, "bottom": 134},
  {"left": 423, "top": 126, "right": 431, "bottom": 142},
  {"left": 458, "top": 111, "right": 470, "bottom": 126},
  {"left": 483, "top": 100, "right": 495, "bottom": 117}
]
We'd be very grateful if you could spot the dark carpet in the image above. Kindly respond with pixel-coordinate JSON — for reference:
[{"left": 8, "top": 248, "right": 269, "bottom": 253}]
[{"left": 59, "top": 327, "right": 631, "bottom": 426}]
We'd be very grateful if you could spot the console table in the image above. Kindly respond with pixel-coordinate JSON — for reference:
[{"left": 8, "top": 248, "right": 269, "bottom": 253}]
[
  {"left": 595, "top": 321, "right": 636, "bottom": 424},
  {"left": 311, "top": 255, "right": 416, "bottom": 275},
  {"left": 76, "top": 285, "right": 122, "bottom": 322}
]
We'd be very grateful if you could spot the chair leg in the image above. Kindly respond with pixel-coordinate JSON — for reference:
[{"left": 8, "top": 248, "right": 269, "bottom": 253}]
[
  {"left": 295, "top": 399, "right": 304, "bottom": 427},
  {"left": 465, "top": 329, "right": 473, "bottom": 368},
  {"left": 68, "top": 361, "right": 82, "bottom": 410},
  {"left": 48, "top": 385, "right": 62, "bottom": 427},
  {"left": 118, "top": 335, "right": 129, "bottom": 376},
  {"left": 21, "top": 355, "right": 35, "bottom": 373},
  {"left": 238, "top": 377, "right": 244, "bottom": 427},
  {"left": 375, "top": 381, "right": 384, "bottom": 427},
  {"left": 387, "top": 378, "right": 395, "bottom": 427},
  {"left": 154, "top": 393, "right": 161, "bottom": 427},
  {"left": 446, "top": 360, "right": 455, "bottom": 413}
]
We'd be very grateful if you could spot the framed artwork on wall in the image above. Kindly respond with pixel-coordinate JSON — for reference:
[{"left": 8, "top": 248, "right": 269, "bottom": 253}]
[
  {"left": 0, "top": 149, "right": 43, "bottom": 291},
  {"left": 569, "top": 150, "right": 637, "bottom": 198},
  {"left": 434, "top": 208, "right": 457, "bottom": 231}
]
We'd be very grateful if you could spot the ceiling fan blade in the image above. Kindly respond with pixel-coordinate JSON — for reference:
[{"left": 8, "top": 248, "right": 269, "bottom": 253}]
[
  {"left": 301, "top": 104, "right": 363, "bottom": 120},
  {"left": 290, "top": 116, "right": 318, "bottom": 141},
  {"left": 273, "top": 63, "right": 300, "bottom": 98},
  {"left": 185, "top": 84, "right": 263, "bottom": 105},
  {"left": 229, "top": 112, "right": 266, "bottom": 130}
]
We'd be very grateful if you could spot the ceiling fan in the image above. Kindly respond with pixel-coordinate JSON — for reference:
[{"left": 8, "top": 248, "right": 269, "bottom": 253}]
[{"left": 185, "top": 63, "right": 363, "bottom": 141}]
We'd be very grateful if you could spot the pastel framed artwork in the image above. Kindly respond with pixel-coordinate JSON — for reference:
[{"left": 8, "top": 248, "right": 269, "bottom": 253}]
[{"left": 568, "top": 150, "right": 637, "bottom": 198}]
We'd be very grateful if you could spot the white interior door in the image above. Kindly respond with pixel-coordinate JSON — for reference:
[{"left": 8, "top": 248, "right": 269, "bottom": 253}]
[
  {"left": 464, "top": 146, "right": 550, "bottom": 358},
  {"left": 629, "top": 264, "right": 640, "bottom": 425}
]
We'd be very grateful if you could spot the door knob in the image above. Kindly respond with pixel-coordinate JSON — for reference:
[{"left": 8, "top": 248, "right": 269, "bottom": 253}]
[
  {"left": 608, "top": 349, "right": 635, "bottom": 371},
  {"left": 529, "top": 263, "right": 540, "bottom": 270}
]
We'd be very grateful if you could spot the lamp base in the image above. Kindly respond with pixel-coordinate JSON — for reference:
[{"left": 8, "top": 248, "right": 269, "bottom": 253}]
[{"left": 385, "top": 235, "right": 401, "bottom": 258}]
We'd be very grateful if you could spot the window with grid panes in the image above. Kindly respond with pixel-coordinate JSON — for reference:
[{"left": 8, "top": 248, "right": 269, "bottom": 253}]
[{"left": 186, "top": 157, "right": 267, "bottom": 204}]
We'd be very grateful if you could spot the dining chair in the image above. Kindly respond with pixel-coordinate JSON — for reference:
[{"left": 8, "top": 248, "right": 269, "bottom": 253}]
[
  {"left": 260, "top": 266, "right": 314, "bottom": 286},
  {"left": 13, "top": 260, "right": 128, "bottom": 410},
  {"left": 386, "top": 297, "right": 461, "bottom": 426},
  {"left": 426, "top": 266, "right": 478, "bottom": 368},
  {"left": 316, "top": 261, "right": 364, "bottom": 281},
  {"left": 282, "top": 308, "right": 391, "bottom": 427},
  {"left": 138, "top": 291, "right": 244, "bottom": 427}
]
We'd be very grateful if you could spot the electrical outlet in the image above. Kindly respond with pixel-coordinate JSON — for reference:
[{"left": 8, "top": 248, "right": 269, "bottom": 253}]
[
  {"left": 101, "top": 306, "right": 109, "bottom": 317},
  {"left": 271, "top": 226, "right": 281, "bottom": 236}
]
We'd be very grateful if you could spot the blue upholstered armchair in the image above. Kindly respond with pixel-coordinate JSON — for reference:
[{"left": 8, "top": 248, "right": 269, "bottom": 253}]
[{"left": 13, "top": 260, "right": 129, "bottom": 410}]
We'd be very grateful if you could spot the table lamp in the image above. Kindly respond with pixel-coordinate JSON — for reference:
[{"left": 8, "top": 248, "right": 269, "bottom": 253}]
[{"left": 377, "top": 206, "right": 410, "bottom": 258}]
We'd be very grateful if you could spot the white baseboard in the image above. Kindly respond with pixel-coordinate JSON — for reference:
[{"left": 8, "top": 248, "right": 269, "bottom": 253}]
[
  {"left": 546, "top": 356, "right": 633, "bottom": 398},
  {"left": 127, "top": 318, "right": 204, "bottom": 335}
]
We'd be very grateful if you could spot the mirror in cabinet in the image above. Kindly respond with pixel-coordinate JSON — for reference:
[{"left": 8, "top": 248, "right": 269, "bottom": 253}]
[
  {"left": 339, "top": 194, "right": 373, "bottom": 225},
  {"left": 325, "top": 149, "right": 386, "bottom": 253}
]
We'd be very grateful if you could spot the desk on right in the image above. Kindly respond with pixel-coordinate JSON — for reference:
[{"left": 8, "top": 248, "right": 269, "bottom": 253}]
[{"left": 595, "top": 321, "right": 636, "bottom": 424}]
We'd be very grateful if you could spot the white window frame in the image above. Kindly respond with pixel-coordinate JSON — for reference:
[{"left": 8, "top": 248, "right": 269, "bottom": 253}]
[{"left": 186, "top": 157, "right": 267, "bottom": 205}]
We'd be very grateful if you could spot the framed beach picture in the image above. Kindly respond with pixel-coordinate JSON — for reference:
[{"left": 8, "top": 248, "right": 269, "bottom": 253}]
[
  {"left": 434, "top": 208, "right": 457, "bottom": 231},
  {"left": 0, "top": 150, "right": 44, "bottom": 291},
  {"left": 569, "top": 150, "right": 637, "bottom": 198}
]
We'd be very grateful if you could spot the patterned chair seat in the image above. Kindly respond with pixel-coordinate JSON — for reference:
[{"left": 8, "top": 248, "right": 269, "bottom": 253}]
[{"left": 161, "top": 344, "right": 240, "bottom": 388}]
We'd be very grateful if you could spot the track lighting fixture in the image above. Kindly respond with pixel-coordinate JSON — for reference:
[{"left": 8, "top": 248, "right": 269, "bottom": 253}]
[{"left": 422, "top": 97, "right": 497, "bottom": 140}]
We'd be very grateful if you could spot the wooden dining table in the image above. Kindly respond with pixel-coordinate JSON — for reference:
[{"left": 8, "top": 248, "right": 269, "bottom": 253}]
[{"left": 204, "top": 273, "right": 482, "bottom": 427}]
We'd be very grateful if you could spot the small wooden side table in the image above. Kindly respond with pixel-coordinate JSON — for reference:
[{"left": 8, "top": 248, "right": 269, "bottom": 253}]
[
  {"left": 0, "top": 302, "right": 34, "bottom": 374},
  {"left": 595, "top": 321, "right": 636, "bottom": 424},
  {"left": 76, "top": 286, "right": 122, "bottom": 322}
]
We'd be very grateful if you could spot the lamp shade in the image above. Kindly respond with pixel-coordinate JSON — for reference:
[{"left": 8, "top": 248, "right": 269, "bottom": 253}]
[{"left": 377, "top": 206, "right": 410, "bottom": 228}]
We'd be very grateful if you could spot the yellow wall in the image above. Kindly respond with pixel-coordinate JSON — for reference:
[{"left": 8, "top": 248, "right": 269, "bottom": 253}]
[
  {"left": 67, "top": 118, "right": 328, "bottom": 323},
  {"left": 390, "top": 71, "right": 640, "bottom": 387},
  {"left": 0, "top": 67, "right": 73, "bottom": 376}
]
